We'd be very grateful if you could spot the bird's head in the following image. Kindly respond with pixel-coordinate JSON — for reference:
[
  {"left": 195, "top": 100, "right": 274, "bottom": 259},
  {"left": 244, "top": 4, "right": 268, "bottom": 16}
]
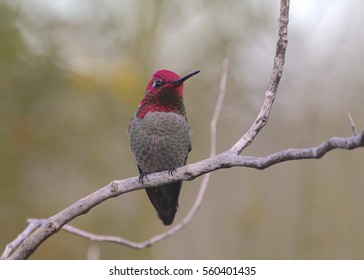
[{"left": 136, "top": 69, "right": 199, "bottom": 118}]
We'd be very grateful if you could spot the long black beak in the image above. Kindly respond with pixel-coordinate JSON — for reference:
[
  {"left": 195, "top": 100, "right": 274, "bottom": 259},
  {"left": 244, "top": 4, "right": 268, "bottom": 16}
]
[{"left": 173, "top": 70, "right": 200, "bottom": 85}]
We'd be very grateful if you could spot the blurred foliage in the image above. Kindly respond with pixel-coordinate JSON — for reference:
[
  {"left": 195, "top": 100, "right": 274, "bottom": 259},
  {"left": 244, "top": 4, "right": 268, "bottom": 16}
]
[{"left": 1, "top": 0, "right": 364, "bottom": 259}]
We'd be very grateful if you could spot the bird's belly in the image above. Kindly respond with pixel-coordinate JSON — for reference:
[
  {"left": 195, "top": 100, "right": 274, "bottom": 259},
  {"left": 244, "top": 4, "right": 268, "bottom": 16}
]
[{"left": 129, "top": 112, "right": 191, "bottom": 173}]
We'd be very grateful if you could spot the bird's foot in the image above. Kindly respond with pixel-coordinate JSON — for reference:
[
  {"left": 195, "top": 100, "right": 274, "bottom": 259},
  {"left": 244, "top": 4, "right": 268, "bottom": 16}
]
[
  {"left": 139, "top": 172, "right": 149, "bottom": 184},
  {"left": 168, "top": 165, "right": 177, "bottom": 176}
]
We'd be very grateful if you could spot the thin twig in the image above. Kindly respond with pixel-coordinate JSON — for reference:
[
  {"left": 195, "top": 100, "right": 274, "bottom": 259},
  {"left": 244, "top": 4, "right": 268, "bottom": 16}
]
[{"left": 347, "top": 113, "right": 357, "bottom": 135}]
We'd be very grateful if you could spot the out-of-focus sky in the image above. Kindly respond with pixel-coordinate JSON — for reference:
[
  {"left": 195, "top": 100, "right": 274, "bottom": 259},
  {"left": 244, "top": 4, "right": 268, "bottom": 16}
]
[{"left": 1, "top": 0, "right": 363, "bottom": 259}]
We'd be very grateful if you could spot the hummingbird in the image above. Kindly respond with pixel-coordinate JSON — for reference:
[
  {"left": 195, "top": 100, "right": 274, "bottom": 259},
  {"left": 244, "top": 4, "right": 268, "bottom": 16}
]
[{"left": 128, "top": 69, "right": 199, "bottom": 225}]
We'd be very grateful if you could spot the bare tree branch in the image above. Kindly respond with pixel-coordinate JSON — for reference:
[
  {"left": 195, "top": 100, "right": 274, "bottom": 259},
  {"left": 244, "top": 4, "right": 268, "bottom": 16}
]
[
  {"left": 4, "top": 131, "right": 364, "bottom": 259},
  {"left": 3, "top": 0, "right": 364, "bottom": 260},
  {"left": 5, "top": 127, "right": 363, "bottom": 258}
]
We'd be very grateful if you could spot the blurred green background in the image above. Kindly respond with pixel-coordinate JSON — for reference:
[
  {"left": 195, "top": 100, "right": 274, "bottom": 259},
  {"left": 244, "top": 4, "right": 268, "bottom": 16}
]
[{"left": 1, "top": 0, "right": 364, "bottom": 259}]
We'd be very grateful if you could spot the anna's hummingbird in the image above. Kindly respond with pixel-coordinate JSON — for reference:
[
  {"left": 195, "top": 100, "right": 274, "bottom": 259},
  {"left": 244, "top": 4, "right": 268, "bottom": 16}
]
[{"left": 128, "top": 69, "right": 199, "bottom": 225}]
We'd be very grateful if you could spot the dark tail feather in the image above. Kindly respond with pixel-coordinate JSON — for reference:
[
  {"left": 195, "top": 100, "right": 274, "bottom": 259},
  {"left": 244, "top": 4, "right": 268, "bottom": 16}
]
[{"left": 145, "top": 181, "right": 182, "bottom": 226}]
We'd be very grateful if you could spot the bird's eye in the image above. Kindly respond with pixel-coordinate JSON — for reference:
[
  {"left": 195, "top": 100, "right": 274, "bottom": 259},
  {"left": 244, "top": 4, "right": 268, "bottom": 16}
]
[{"left": 153, "top": 79, "right": 163, "bottom": 88}]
